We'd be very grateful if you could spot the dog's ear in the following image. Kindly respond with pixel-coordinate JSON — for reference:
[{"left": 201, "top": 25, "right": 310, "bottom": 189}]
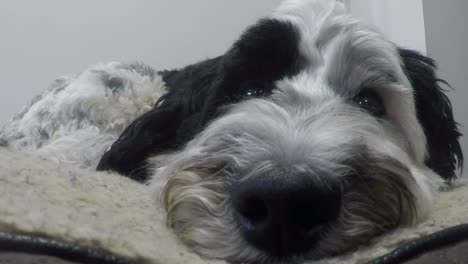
[
  {"left": 399, "top": 48, "right": 463, "bottom": 181},
  {"left": 96, "top": 57, "right": 223, "bottom": 182}
]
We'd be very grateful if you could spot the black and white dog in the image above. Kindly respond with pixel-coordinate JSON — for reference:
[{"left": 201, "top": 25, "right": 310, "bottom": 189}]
[{"left": 0, "top": 0, "right": 463, "bottom": 263}]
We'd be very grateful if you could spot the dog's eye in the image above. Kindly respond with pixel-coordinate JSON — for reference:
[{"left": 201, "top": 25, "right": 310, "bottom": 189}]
[
  {"left": 354, "top": 90, "right": 385, "bottom": 117},
  {"left": 244, "top": 88, "right": 265, "bottom": 97},
  {"left": 241, "top": 81, "right": 268, "bottom": 98}
]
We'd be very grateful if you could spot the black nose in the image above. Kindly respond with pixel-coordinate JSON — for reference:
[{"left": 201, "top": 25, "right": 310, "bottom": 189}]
[{"left": 232, "top": 169, "right": 342, "bottom": 257}]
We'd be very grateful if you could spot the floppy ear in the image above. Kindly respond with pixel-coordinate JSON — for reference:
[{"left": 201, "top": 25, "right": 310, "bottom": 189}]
[
  {"left": 399, "top": 48, "right": 463, "bottom": 181},
  {"left": 96, "top": 57, "right": 223, "bottom": 182}
]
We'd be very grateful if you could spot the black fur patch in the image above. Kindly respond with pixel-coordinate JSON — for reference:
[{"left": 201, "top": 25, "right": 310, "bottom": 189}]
[
  {"left": 122, "top": 62, "right": 158, "bottom": 80},
  {"left": 101, "top": 74, "right": 125, "bottom": 93},
  {"left": 399, "top": 48, "right": 463, "bottom": 181},
  {"left": 97, "top": 19, "right": 305, "bottom": 181}
]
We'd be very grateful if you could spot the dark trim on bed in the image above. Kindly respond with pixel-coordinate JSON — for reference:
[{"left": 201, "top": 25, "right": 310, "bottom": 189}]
[
  {"left": 368, "top": 224, "right": 468, "bottom": 264},
  {"left": 0, "top": 231, "right": 146, "bottom": 264}
]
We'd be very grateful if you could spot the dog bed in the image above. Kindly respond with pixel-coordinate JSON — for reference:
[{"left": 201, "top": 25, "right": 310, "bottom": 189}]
[{"left": 0, "top": 148, "right": 467, "bottom": 264}]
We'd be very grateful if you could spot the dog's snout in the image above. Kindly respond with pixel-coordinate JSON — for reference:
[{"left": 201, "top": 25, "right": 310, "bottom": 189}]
[{"left": 233, "top": 169, "right": 342, "bottom": 257}]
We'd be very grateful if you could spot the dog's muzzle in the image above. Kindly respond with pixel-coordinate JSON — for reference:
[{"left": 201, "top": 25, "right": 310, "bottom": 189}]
[{"left": 232, "top": 167, "right": 343, "bottom": 257}]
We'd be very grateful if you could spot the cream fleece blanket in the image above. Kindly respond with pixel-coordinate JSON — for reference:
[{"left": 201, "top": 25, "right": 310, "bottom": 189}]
[{"left": 0, "top": 148, "right": 467, "bottom": 264}]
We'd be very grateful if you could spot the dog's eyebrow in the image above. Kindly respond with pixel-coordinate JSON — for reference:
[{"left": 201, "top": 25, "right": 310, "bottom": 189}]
[
  {"left": 323, "top": 36, "right": 405, "bottom": 96},
  {"left": 357, "top": 72, "right": 400, "bottom": 90}
]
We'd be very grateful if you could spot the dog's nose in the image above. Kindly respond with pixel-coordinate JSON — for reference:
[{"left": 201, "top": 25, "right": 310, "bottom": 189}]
[{"left": 232, "top": 170, "right": 342, "bottom": 257}]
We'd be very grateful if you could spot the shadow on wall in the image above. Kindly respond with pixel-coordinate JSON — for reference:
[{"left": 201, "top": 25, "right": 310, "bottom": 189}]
[{"left": 424, "top": 0, "right": 468, "bottom": 177}]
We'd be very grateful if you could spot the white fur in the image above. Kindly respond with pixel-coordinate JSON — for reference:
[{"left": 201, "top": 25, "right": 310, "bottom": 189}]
[{"left": 0, "top": 62, "right": 166, "bottom": 168}]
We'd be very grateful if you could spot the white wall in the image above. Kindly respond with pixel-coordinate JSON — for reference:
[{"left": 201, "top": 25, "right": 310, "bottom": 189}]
[
  {"left": 0, "top": 0, "right": 282, "bottom": 123},
  {"left": 348, "top": 0, "right": 427, "bottom": 53}
]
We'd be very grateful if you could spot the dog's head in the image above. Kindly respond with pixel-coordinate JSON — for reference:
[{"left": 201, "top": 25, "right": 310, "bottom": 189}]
[{"left": 98, "top": 0, "right": 463, "bottom": 263}]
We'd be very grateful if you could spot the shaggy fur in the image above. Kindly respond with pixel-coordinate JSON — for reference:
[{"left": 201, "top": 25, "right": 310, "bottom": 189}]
[
  {"left": 0, "top": 0, "right": 462, "bottom": 263},
  {"left": 0, "top": 62, "right": 165, "bottom": 169}
]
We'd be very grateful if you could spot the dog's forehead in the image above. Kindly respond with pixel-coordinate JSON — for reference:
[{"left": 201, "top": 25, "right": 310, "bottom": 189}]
[{"left": 267, "top": 0, "right": 411, "bottom": 95}]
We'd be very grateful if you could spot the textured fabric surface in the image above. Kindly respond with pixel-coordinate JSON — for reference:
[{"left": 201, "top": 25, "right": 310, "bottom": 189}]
[
  {"left": 0, "top": 147, "right": 467, "bottom": 264},
  {"left": 0, "top": 148, "right": 222, "bottom": 264}
]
